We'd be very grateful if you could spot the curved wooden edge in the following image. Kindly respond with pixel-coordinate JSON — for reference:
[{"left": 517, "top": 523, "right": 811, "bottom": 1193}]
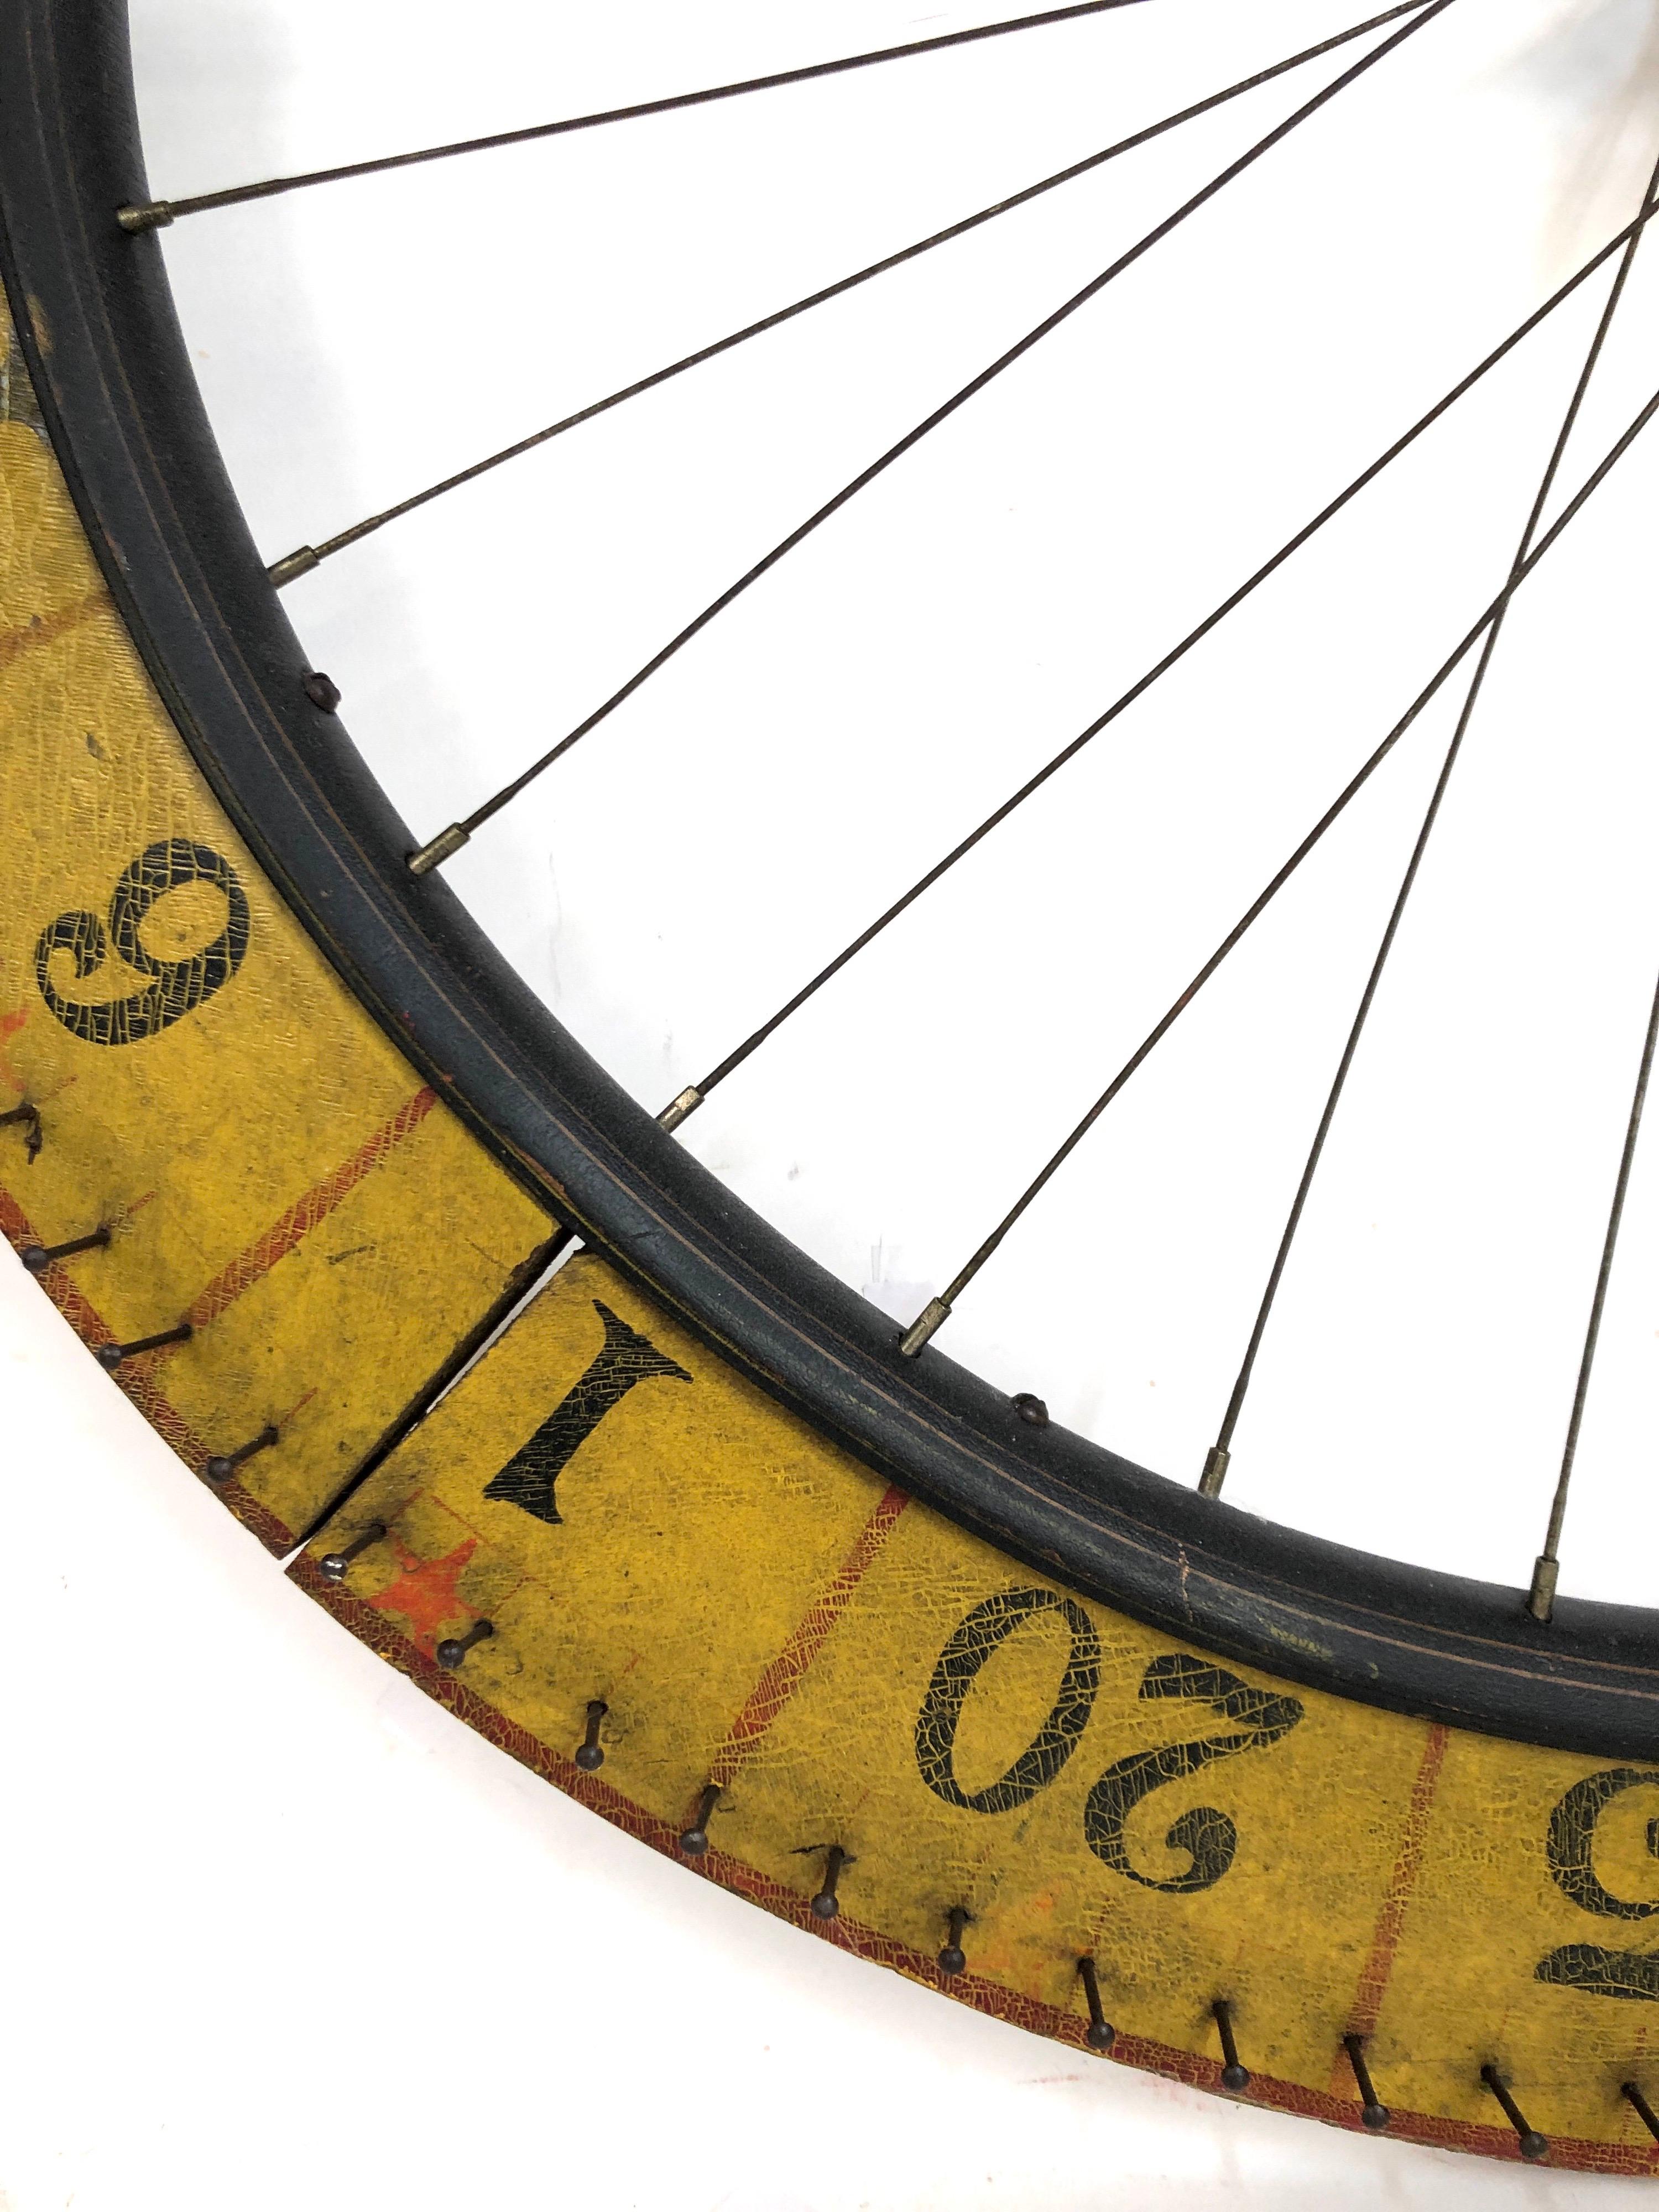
[{"left": 3, "top": 0, "right": 1658, "bottom": 1759}]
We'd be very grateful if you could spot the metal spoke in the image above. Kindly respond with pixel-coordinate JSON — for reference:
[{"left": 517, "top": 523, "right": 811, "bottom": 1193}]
[
  {"left": 406, "top": 0, "right": 1458, "bottom": 877},
  {"left": 649, "top": 205, "right": 1659, "bottom": 1134},
  {"left": 267, "top": 2, "right": 1436, "bottom": 588},
  {"left": 1201, "top": 145, "right": 1659, "bottom": 1504},
  {"left": 1526, "top": 969, "right": 1659, "bottom": 1621},
  {"left": 894, "top": 374, "right": 1659, "bottom": 1357},
  {"left": 116, "top": 0, "right": 1166, "bottom": 233}
]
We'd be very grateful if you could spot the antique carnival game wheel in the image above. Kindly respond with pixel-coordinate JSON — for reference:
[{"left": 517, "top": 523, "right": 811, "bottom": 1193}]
[{"left": 7, "top": 0, "right": 1659, "bottom": 2197}]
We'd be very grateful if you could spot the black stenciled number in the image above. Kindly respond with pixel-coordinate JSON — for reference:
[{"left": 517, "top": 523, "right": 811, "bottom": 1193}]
[
  {"left": 484, "top": 1300, "right": 692, "bottom": 1526},
  {"left": 1082, "top": 1653, "right": 1304, "bottom": 1892},
  {"left": 34, "top": 839, "right": 250, "bottom": 1045},
  {"left": 916, "top": 1588, "right": 1103, "bottom": 1814},
  {"left": 1535, "top": 1767, "right": 1659, "bottom": 2001}
]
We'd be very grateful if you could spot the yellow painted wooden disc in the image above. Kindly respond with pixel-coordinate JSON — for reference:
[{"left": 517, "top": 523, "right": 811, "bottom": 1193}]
[{"left": 4, "top": 298, "right": 1658, "bottom": 2175}]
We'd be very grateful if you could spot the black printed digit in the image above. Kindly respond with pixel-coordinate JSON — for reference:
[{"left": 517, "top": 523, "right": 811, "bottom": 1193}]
[
  {"left": 915, "top": 1587, "right": 1102, "bottom": 1814},
  {"left": 1082, "top": 1652, "right": 1304, "bottom": 1893},
  {"left": 483, "top": 1301, "right": 692, "bottom": 1526},
  {"left": 35, "top": 838, "right": 250, "bottom": 1045}
]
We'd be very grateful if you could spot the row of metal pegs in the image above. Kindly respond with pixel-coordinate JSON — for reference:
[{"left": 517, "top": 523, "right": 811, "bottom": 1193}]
[{"left": 325, "top": 1557, "right": 1657, "bottom": 2164}]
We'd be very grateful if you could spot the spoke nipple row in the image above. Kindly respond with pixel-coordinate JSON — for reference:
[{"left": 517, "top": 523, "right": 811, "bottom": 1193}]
[
  {"left": 96, "top": 1319, "right": 192, "bottom": 1372},
  {"left": 408, "top": 822, "right": 470, "bottom": 877},
  {"left": 319, "top": 1519, "right": 387, "bottom": 1578},
  {"left": 1212, "top": 2000, "right": 1249, "bottom": 2092},
  {"left": 0, "top": 1102, "right": 43, "bottom": 1162},
  {"left": 436, "top": 1617, "right": 494, "bottom": 1668},
  {"left": 1621, "top": 2080, "right": 1659, "bottom": 2145},
  {"left": 899, "top": 1297, "right": 952, "bottom": 1360},
  {"left": 656, "top": 1087, "right": 705, "bottom": 1134},
  {"left": 22, "top": 1225, "right": 109, "bottom": 1275},
  {"left": 1527, "top": 1556, "right": 1559, "bottom": 1624},
  {"left": 116, "top": 200, "right": 173, "bottom": 233},
  {"left": 1012, "top": 1392, "right": 1049, "bottom": 1429},
  {"left": 811, "top": 1844, "right": 850, "bottom": 1921},
  {"left": 1077, "top": 1955, "right": 1114, "bottom": 2052},
  {"left": 1343, "top": 2034, "right": 1389, "bottom": 2131},
  {"left": 938, "top": 1906, "right": 971, "bottom": 1976},
  {"left": 575, "top": 1698, "right": 608, "bottom": 1771},
  {"left": 680, "top": 1782, "right": 723, "bottom": 1856},
  {"left": 269, "top": 547, "right": 321, "bottom": 589},
  {"left": 1481, "top": 2064, "right": 1547, "bottom": 2160},
  {"left": 1198, "top": 1444, "right": 1230, "bottom": 1499},
  {"left": 205, "top": 1424, "right": 279, "bottom": 1485}
]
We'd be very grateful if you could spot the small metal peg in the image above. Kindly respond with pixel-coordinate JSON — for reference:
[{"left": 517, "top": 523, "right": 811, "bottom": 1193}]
[
  {"left": 0, "top": 1103, "right": 43, "bottom": 1162},
  {"left": 657, "top": 1087, "right": 705, "bottom": 1133},
  {"left": 1077, "top": 1956, "right": 1115, "bottom": 2052},
  {"left": 937, "top": 1906, "right": 971, "bottom": 1976},
  {"left": 205, "top": 1423, "right": 279, "bottom": 1485},
  {"left": 1012, "top": 1392, "right": 1049, "bottom": 1428},
  {"left": 22, "top": 1225, "right": 109, "bottom": 1275},
  {"left": 1212, "top": 2000, "right": 1249, "bottom": 2092},
  {"left": 1480, "top": 2065, "right": 1547, "bottom": 2160},
  {"left": 269, "top": 547, "right": 321, "bottom": 589},
  {"left": 1198, "top": 1444, "right": 1230, "bottom": 1499},
  {"left": 680, "top": 1782, "right": 723, "bottom": 1856},
  {"left": 436, "top": 1617, "right": 494, "bottom": 1668},
  {"left": 1342, "top": 2034, "right": 1390, "bottom": 2131},
  {"left": 899, "top": 1297, "right": 952, "bottom": 1359},
  {"left": 116, "top": 200, "right": 173, "bottom": 232},
  {"left": 301, "top": 669, "right": 341, "bottom": 712},
  {"left": 811, "top": 1845, "right": 849, "bottom": 1921},
  {"left": 1621, "top": 2079, "right": 1659, "bottom": 2145},
  {"left": 318, "top": 1518, "right": 387, "bottom": 1578},
  {"left": 95, "top": 1320, "right": 192, "bottom": 1371},
  {"left": 408, "top": 822, "right": 470, "bottom": 876},
  {"left": 1527, "top": 1555, "right": 1559, "bottom": 1624},
  {"left": 575, "top": 1699, "right": 608, "bottom": 1771}
]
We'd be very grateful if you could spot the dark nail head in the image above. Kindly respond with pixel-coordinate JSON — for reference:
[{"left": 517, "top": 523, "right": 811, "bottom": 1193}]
[
  {"left": 1361, "top": 2103, "right": 1390, "bottom": 2132},
  {"left": 574, "top": 1743, "right": 604, "bottom": 1771},
  {"left": 811, "top": 1891, "right": 840, "bottom": 1921},
  {"left": 95, "top": 1343, "right": 124, "bottom": 1371},
  {"left": 435, "top": 1639, "right": 466, "bottom": 1668},
  {"left": 1012, "top": 1392, "right": 1049, "bottom": 1428},
  {"left": 1086, "top": 2021, "right": 1115, "bottom": 2053},
  {"left": 1222, "top": 2064, "right": 1250, "bottom": 2093},
  {"left": 680, "top": 1828, "right": 709, "bottom": 1856},
  {"left": 302, "top": 670, "right": 341, "bottom": 713},
  {"left": 937, "top": 1945, "right": 966, "bottom": 1977},
  {"left": 205, "top": 1457, "right": 237, "bottom": 1485},
  {"left": 319, "top": 1552, "right": 349, "bottom": 1580},
  {"left": 1519, "top": 2132, "right": 1548, "bottom": 2163},
  {"left": 22, "top": 1246, "right": 50, "bottom": 1276}
]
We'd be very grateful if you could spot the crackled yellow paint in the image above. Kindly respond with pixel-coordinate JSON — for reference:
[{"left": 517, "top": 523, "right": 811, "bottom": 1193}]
[
  {"left": 0, "top": 311, "right": 552, "bottom": 1545},
  {"left": 8, "top": 290, "right": 1659, "bottom": 2173},
  {"left": 301, "top": 1253, "right": 1659, "bottom": 2169}
]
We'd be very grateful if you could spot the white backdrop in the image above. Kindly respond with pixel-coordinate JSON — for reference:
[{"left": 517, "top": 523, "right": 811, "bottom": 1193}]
[{"left": 6, "top": 1, "right": 1659, "bottom": 2203}]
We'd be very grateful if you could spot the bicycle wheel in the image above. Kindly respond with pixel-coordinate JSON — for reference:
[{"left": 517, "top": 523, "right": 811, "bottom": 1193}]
[{"left": 4, "top": 0, "right": 1659, "bottom": 2169}]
